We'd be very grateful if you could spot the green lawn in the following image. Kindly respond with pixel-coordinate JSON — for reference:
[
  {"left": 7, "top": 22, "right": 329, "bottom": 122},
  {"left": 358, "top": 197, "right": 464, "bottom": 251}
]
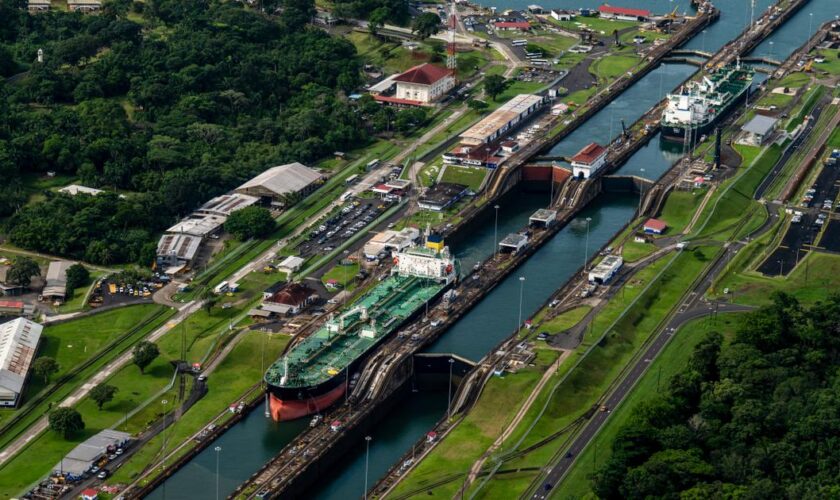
[
  {"left": 57, "top": 270, "right": 106, "bottom": 313},
  {"left": 621, "top": 239, "right": 657, "bottom": 263},
  {"left": 814, "top": 48, "right": 840, "bottom": 76},
  {"left": 552, "top": 17, "right": 639, "bottom": 35},
  {"left": 557, "top": 313, "right": 743, "bottom": 498},
  {"left": 321, "top": 262, "right": 360, "bottom": 289},
  {"left": 658, "top": 187, "right": 708, "bottom": 233},
  {"left": 440, "top": 165, "right": 488, "bottom": 191},
  {"left": 538, "top": 306, "right": 591, "bottom": 335},
  {"left": 488, "top": 79, "right": 548, "bottom": 110},
  {"left": 108, "top": 331, "right": 291, "bottom": 486},
  {"left": 589, "top": 54, "right": 641, "bottom": 83},
  {"left": 390, "top": 348, "right": 560, "bottom": 499}
]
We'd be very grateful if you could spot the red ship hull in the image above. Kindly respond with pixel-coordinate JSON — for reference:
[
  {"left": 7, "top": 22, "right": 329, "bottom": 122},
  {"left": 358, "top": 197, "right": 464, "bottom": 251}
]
[{"left": 268, "top": 383, "right": 346, "bottom": 421}]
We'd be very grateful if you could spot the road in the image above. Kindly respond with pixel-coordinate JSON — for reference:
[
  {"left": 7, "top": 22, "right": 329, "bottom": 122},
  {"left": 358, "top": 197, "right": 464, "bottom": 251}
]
[
  {"left": 0, "top": 301, "right": 203, "bottom": 467},
  {"left": 531, "top": 241, "right": 755, "bottom": 498}
]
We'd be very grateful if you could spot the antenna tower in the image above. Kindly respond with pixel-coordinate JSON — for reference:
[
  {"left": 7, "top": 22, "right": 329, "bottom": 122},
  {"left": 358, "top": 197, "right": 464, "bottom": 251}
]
[{"left": 447, "top": 1, "right": 457, "bottom": 70}]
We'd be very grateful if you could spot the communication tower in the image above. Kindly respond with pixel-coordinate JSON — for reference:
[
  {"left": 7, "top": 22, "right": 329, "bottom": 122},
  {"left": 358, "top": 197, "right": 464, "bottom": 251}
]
[{"left": 446, "top": 1, "right": 457, "bottom": 71}]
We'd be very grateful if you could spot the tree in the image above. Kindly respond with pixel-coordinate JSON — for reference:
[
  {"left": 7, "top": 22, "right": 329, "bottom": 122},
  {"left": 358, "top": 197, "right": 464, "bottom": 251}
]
[
  {"left": 32, "top": 356, "right": 59, "bottom": 384},
  {"left": 483, "top": 75, "right": 509, "bottom": 101},
  {"left": 224, "top": 206, "right": 276, "bottom": 240},
  {"left": 132, "top": 341, "right": 160, "bottom": 374},
  {"left": 65, "top": 263, "right": 90, "bottom": 295},
  {"left": 368, "top": 7, "right": 389, "bottom": 36},
  {"left": 411, "top": 12, "right": 441, "bottom": 40},
  {"left": 90, "top": 383, "right": 119, "bottom": 410},
  {"left": 7, "top": 257, "right": 40, "bottom": 288},
  {"left": 467, "top": 99, "right": 489, "bottom": 111},
  {"left": 49, "top": 407, "right": 85, "bottom": 439}
]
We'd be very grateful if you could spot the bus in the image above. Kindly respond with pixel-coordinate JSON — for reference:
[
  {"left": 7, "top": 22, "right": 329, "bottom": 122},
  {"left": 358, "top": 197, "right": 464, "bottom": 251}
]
[
  {"left": 511, "top": 39, "right": 528, "bottom": 47},
  {"left": 213, "top": 281, "right": 229, "bottom": 295},
  {"left": 340, "top": 192, "right": 354, "bottom": 202},
  {"left": 366, "top": 158, "right": 381, "bottom": 171},
  {"left": 345, "top": 174, "right": 359, "bottom": 185}
]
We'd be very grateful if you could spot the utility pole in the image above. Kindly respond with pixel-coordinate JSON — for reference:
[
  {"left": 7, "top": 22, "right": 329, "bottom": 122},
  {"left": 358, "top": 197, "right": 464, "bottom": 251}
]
[
  {"left": 583, "top": 217, "right": 592, "bottom": 275},
  {"left": 364, "top": 436, "right": 373, "bottom": 500},
  {"left": 215, "top": 446, "right": 222, "bottom": 500},
  {"left": 517, "top": 276, "right": 526, "bottom": 337},
  {"left": 493, "top": 205, "right": 500, "bottom": 260},
  {"left": 447, "top": 357, "right": 455, "bottom": 418}
]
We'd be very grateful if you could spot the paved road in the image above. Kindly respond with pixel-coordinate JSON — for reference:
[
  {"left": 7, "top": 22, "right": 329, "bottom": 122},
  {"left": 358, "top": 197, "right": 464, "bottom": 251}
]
[{"left": 532, "top": 242, "right": 755, "bottom": 498}]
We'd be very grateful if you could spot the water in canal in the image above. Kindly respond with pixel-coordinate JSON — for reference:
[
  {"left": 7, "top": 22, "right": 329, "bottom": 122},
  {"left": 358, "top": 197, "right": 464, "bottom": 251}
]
[{"left": 150, "top": 1, "right": 836, "bottom": 497}]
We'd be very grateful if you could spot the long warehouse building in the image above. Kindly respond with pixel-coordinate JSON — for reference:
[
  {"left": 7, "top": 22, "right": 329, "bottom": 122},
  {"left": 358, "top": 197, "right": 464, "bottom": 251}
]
[{"left": 459, "top": 94, "right": 545, "bottom": 146}]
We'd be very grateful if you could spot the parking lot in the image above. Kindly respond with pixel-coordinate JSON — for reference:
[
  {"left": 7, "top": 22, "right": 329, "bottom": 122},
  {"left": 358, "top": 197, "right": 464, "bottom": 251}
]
[
  {"left": 758, "top": 161, "right": 840, "bottom": 276},
  {"left": 295, "top": 198, "right": 396, "bottom": 258}
]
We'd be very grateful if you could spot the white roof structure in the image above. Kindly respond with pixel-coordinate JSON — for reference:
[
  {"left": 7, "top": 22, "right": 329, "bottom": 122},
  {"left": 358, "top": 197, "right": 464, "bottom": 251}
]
[
  {"left": 59, "top": 184, "right": 103, "bottom": 196},
  {"left": 55, "top": 429, "right": 131, "bottom": 475},
  {"left": 236, "top": 163, "right": 323, "bottom": 198},
  {"left": 363, "top": 228, "right": 421, "bottom": 258},
  {"left": 277, "top": 256, "right": 305, "bottom": 273},
  {"left": 589, "top": 255, "right": 623, "bottom": 284},
  {"left": 166, "top": 213, "right": 225, "bottom": 237},
  {"left": 368, "top": 74, "right": 400, "bottom": 94},
  {"left": 43, "top": 261, "right": 75, "bottom": 299},
  {"left": 0, "top": 318, "right": 43, "bottom": 404},
  {"left": 196, "top": 193, "right": 259, "bottom": 217}
]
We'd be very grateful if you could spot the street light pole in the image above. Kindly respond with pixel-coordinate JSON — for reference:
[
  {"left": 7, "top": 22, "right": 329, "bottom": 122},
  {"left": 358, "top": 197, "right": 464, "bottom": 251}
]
[
  {"left": 160, "top": 399, "right": 168, "bottom": 465},
  {"left": 584, "top": 217, "right": 592, "bottom": 275},
  {"left": 517, "top": 276, "right": 526, "bottom": 336},
  {"left": 364, "top": 436, "right": 372, "bottom": 500},
  {"left": 447, "top": 358, "right": 455, "bottom": 418},
  {"left": 215, "top": 446, "right": 222, "bottom": 500},
  {"left": 493, "top": 205, "right": 500, "bottom": 260}
]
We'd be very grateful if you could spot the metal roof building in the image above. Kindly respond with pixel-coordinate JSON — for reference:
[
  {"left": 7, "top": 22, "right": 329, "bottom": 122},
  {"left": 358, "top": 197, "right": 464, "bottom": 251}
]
[
  {"left": 0, "top": 318, "right": 43, "bottom": 407},
  {"left": 236, "top": 163, "right": 323, "bottom": 204},
  {"left": 588, "top": 255, "right": 623, "bottom": 284},
  {"left": 42, "top": 260, "right": 74, "bottom": 300},
  {"left": 196, "top": 193, "right": 259, "bottom": 217},
  {"left": 460, "top": 94, "right": 545, "bottom": 146},
  {"left": 55, "top": 429, "right": 131, "bottom": 476},
  {"left": 741, "top": 115, "right": 778, "bottom": 146},
  {"left": 156, "top": 233, "right": 202, "bottom": 270}
]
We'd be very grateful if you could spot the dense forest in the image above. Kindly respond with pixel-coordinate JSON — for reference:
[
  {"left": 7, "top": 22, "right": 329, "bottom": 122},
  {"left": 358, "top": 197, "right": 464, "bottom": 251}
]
[
  {"left": 0, "top": 0, "right": 422, "bottom": 264},
  {"left": 593, "top": 292, "right": 840, "bottom": 499}
]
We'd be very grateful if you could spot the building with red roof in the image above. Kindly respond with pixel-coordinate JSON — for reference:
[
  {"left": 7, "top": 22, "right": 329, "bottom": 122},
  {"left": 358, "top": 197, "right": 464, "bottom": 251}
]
[
  {"left": 598, "top": 4, "right": 650, "bottom": 21},
  {"left": 389, "top": 63, "right": 455, "bottom": 105},
  {"left": 570, "top": 143, "right": 608, "bottom": 179},
  {"left": 80, "top": 489, "right": 99, "bottom": 500},
  {"left": 494, "top": 20, "right": 532, "bottom": 31},
  {"left": 643, "top": 218, "right": 668, "bottom": 234}
]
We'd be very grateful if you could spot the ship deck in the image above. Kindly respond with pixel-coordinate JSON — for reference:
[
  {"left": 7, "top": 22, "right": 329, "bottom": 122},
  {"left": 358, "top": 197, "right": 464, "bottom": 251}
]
[{"left": 266, "top": 274, "right": 444, "bottom": 388}]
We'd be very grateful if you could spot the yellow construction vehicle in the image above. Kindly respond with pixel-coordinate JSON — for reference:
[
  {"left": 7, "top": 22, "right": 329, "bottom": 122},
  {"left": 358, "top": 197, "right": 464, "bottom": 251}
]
[{"left": 804, "top": 60, "right": 813, "bottom": 72}]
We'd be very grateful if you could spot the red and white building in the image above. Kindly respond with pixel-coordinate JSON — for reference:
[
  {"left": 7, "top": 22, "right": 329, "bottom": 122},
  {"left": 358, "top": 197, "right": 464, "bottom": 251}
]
[
  {"left": 643, "top": 218, "right": 668, "bottom": 235},
  {"left": 375, "top": 63, "right": 455, "bottom": 106},
  {"left": 571, "top": 143, "right": 608, "bottom": 179},
  {"left": 597, "top": 5, "right": 650, "bottom": 21}
]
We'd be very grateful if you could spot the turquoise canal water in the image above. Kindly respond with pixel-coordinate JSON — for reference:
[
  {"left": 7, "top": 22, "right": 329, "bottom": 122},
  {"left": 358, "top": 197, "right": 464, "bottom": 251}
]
[{"left": 149, "top": 1, "right": 838, "bottom": 497}]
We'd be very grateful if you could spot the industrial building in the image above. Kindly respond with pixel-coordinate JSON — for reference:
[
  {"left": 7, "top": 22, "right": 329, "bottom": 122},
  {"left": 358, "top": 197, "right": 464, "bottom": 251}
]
[
  {"left": 67, "top": 0, "right": 101, "bottom": 12},
  {"left": 277, "top": 255, "right": 306, "bottom": 275},
  {"left": 0, "top": 318, "right": 43, "bottom": 407},
  {"left": 58, "top": 184, "right": 103, "bottom": 197},
  {"left": 0, "top": 300, "right": 27, "bottom": 317},
  {"left": 363, "top": 227, "right": 421, "bottom": 259},
  {"left": 571, "top": 143, "right": 608, "bottom": 179},
  {"left": 0, "top": 266, "right": 26, "bottom": 296},
  {"left": 597, "top": 5, "right": 650, "bottom": 21},
  {"left": 459, "top": 95, "right": 546, "bottom": 146},
  {"left": 740, "top": 115, "right": 778, "bottom": 146},
  {"left": 589, "top": 255, "right": 623, "bottom": 284},
  {"left": 418, "top": 183, "right": 470, "bottom": 212},
  {"left": 236, "top": 162, "right": 323, "bottom": 206},
  {"left": 195, "top": 193, "right": 259, "bottom": 217},
  {"left": 54, "top": 429, "right": 131, "bottom": 477},
  {"left": 156, "top": 233, "right": 202, "bottom": 272},
  {"left": 42, "top": 261, "right": 74, "bottom": 302}
]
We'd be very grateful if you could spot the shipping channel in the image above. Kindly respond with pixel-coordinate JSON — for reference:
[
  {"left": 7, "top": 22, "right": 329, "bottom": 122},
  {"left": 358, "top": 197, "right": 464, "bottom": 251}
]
[{"left": 147, "top": 0, "right": 837, "bottom": 496}]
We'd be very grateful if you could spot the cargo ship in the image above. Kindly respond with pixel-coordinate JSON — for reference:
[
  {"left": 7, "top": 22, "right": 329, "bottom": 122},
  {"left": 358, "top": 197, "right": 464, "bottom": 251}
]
[
  {"left": 265, "top": 236, "right": 458, "bottom": 421},
  {"left": 660, "top": 63, "right": 755, "bottom": 143}
]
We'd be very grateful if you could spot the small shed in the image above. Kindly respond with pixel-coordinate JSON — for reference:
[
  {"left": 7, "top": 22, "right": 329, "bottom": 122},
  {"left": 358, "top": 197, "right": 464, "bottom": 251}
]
[{"left": 643, "top": 218, "right": 667, "bottom": 235}]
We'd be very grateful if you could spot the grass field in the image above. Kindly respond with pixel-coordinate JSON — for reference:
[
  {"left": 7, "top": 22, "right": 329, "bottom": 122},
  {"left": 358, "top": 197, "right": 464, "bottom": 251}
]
[
  {"left": 390, "top": 348, "right": 560, "bottom": 499},
  {"left": 539, "top": 306, "right": 591, "bottom": 335},
  {"left": 440, "top": 165, "right": 488, "bottom": 191},
  {"left": 557, "top": 313, "right": 743, "bottom": 497},
  {"left": 321, "top": 262, "right": 360, "bottom": 289},
  {"left": 658, "top": 187, "right": 708, "bottom": 233},
  {"left": 589, "top": 54, "right": 641, "bottom": 83},
  {"left": 108, "top": 331, "right": 291, "bottom": 486},
  {"left": 57, "top": 270, "right": 106, "bottom": 313},
  {"left": 552, "top": 17, "right": 639, "bottom": 35},
  {"left": 814, "top": 48, "right": 840, "bottom": 76}
]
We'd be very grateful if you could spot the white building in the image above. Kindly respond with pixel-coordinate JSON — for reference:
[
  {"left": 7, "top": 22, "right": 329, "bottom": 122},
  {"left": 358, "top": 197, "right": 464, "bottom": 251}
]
[
  {"left": 392, "top": 64, "right": 456, "bottom": 105},
  {"left": 42, "top": 260, "right": 75, "bottom": 301},
  {"left": 589, "top": 255, "right": 623, "bottom": 284},
  {"left": 363, "top": 227, "right": 421, "bottom": 259},
  {"left": 571, "top": 143, "right": 608, "bottom": 179},
  {"left": 0, "top": 318, "right": 44, "bottom": 407},
  {"left": 550, "top": 9, "right": 574, "bottom": 21},
  {"left": 236, "top": 162, "right": 323, "bottom": 206},
  {"left": 740, "top": 115, "right": 778, "bottom": 146}
]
